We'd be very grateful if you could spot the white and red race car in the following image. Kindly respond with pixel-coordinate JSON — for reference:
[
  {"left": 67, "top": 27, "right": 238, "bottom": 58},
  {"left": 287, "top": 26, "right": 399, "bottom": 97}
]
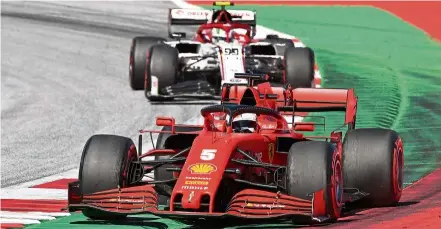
[{"left": 129, "top": 2, "right": 317, "bottom": 101}]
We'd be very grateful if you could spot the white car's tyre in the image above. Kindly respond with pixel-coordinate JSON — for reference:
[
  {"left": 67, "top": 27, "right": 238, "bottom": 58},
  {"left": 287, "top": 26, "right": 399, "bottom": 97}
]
[
  {"left": 129, "top": 36, "right": 166, "bottom": 90},
  {"left": 284, "top": 47, "right": 315, "bottom": 88}
]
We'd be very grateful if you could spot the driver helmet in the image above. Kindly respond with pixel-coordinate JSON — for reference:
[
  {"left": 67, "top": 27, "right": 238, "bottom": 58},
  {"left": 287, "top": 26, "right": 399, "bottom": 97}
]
[
  {"left": 229, "top": 30, "right": 240, "bottom": 43},
  {"left": 211, "top": 28, "right": 227, "bottom": 43},
  {"left": 230, "top": 28, "right": 247, "bottom": 43},
  {"left": 232, "top": 113, "right": 257, "bottom": 133}
]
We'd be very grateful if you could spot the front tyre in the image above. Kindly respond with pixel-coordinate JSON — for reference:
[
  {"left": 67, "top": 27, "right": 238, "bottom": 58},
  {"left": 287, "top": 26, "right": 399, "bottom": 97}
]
[
  {"left": 145, "top": 44, "right": 179, "bottom": 101},
  {"left": 129, "top": 36, "right": 166, "bottom": 90},
  {"left": 286, "top": 141, "right": 343, "bottom": 224},
  {"left": 79, "top": 134, "right": 138, "bottom": 219}
]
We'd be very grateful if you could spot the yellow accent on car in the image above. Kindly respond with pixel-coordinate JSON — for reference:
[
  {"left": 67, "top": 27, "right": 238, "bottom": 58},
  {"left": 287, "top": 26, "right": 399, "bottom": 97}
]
[
  {"left": 213, "top": 1, "right": 234, "bottom": 7},
  {"left": 188, "top": 163, "right": 217, "bottom": 174}
]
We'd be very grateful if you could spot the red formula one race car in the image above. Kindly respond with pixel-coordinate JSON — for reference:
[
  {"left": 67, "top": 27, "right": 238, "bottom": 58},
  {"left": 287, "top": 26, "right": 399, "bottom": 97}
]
[{"left": 68, "top": 75, "right": 404, "bottom": 225}]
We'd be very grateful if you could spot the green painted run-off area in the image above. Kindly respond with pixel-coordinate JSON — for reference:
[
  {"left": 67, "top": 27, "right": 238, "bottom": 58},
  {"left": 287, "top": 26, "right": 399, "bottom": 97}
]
[{"left": 30, "top": 5, "right": 441, "bottom": 229}]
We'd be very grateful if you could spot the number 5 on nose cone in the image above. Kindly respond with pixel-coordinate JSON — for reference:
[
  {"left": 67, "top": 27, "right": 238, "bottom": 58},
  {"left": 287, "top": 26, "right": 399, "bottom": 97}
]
[{"left": 200, "top": 149, "right": 217, "bottom": 161}]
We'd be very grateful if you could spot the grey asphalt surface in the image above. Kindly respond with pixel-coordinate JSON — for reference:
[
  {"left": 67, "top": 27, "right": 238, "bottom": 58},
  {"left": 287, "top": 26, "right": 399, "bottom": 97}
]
[{"left": 1, "top": 1, "right": 212, "bottom": 187}]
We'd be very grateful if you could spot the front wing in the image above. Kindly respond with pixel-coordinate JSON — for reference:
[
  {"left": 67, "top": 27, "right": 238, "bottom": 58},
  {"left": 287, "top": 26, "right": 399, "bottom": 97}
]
[
  {"left": 68, "top": 182, "right": 332, "bottom": 223},
  {"left": 147, "top": 80, "right": 221, "bottom": 101}
]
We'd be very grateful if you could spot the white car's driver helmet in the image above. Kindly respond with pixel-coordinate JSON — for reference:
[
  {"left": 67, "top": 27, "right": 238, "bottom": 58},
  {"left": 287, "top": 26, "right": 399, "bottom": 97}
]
[
  {"left": 232, "top": 113, "right": 257, "bottom": 133},
  {"left": 230, "top": 28, "right": 247, "bottom": 43},
  {"left": 211, "top": 28, "right": 227, "bottom": 43}
]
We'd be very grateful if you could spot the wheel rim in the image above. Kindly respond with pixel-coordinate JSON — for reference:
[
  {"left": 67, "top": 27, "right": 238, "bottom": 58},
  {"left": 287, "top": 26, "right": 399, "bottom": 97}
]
[
  {"left": 393, "top": 138, "right": 404, "bottom": 199},
  {"left": 123, "top": 144, "right": 138, "bottom": 187},
  {"left": 334, "top": 160, "right": 343, "bottom": 206}
]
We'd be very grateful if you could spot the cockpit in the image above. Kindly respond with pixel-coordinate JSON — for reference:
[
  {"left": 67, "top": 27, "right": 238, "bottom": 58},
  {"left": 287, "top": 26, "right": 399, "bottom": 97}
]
[
  {"left": 199, "top": 27, "right": 249, "bottom": 43},
  {"left": 200, "top": 104, "right": 288, "bottom": 134},
  {"left": 211, "top": 28, "right": 228, "bottom": 43},
  {"left": 196, "top": 9, "right": 251, "bottom": 43},
  {"left": 232, "top": 113, "right": 258, "bottom": 133}
]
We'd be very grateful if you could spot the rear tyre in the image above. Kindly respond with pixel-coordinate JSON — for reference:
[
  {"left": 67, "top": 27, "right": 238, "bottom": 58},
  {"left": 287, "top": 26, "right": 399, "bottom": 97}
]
[
  {"left": 284, "top": 47, "right": 315, "bottom": 88},
  {"left": 79, "top": 134, "right": 138, "bottom": 220},
  {"left": 343, "top": 128, "right": 404, "bottom": 207},
  {"left": 154, "top": 126, "right": 202, "bottom": 206},
  {"left": 145, "top": 44, "right": 179, "bottom": 101},
  {"left": 286, "top": 141, "right": 343, "bottom": 223},
  {"left": 129, "top": 36, "right": 166, "bottom": 90}
]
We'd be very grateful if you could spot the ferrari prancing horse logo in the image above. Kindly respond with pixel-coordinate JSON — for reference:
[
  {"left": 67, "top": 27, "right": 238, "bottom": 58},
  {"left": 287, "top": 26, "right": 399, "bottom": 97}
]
[{"left": 268, "top": 143, "right": 275, "bottom": 163}]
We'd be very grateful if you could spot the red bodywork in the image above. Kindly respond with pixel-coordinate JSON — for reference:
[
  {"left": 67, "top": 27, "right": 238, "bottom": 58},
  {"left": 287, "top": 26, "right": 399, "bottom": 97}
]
[
  {"left": 68, "top": 80, "right": 357, "bottom": 222},
  {"left": 221, "top": 80, "right": 356, "bottom": 125}
]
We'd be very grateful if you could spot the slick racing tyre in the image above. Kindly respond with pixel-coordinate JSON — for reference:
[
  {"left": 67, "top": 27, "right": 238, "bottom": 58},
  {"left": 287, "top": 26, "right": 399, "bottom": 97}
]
[
  {"left": 154, "top": 126, "right": 202, "bottom": 206},
  {"left": 284, "top": 46, "right": 315, "bottom": 88},
  {"left": 343, "top": 128, "right": 404, "bottom": 207},
  {"left": 145, "top": 44, "right": 179, "bottom": 101},
  {"left": 129, "top": 36, "right": 166, "bottom": 90},
  {"left": 286, "top": 141, "right": 343, "bottom": 224},
  {"left": 79, "top": 134, "right": 138, "bottom": 220}
]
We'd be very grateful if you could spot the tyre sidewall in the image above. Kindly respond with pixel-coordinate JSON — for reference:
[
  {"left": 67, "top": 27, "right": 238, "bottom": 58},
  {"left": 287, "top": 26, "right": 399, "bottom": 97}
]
[
  {"left": 78, "top": 135, "right": 138, "bottom": 220},
  {"left": 343, "top": 128, "right": 404, "bottom": 206},
  {"left": 284, "top": 47, "right": 314, "bottom": 88},
  {"left": 145, "top": 44, "right": 179, "bottom": 96},
  {"left": 286, "top": 141, "right": 342, "bottom": 221},
  {"left": 130, "top": 37, "right": 166, "bottom": 90},
  {"left": 79, "top": 135, "right": 137, "bottom": 195}
]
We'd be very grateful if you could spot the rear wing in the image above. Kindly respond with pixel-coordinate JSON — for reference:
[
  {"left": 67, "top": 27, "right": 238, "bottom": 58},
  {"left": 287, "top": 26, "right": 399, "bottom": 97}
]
[
  {"left": 169, "top": 9, "right": 212, "bottom": 25},
  {"left": 168, "top": 9, "right": 256, "bottom": 25},
  {"left": 278, "top": 88, "right": 357, "bottom": 129},
  {"left": 168, "top": 8, "right": 256, "bottom": 37}
]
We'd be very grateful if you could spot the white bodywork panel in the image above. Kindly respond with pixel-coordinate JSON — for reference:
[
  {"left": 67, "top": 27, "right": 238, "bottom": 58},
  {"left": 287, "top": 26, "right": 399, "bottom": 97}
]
[
  {"left": 150, "top": 76, "right": 159, "bottom": 95},
  {"left": 165, "top": 40, "right": 219, "bottom": 71},
  {"left": 216, "top": 42, "right": 247, "bottom": 85},
  {"left": 163, "top": 38, "right": 283, "bottom": 89}
]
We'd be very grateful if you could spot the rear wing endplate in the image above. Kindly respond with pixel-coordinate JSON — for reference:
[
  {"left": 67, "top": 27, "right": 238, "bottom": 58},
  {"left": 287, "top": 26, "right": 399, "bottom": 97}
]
[
  {"left": 278, "top": 88, "right": 357, "bottom": 128},
  {"left": 169, "top": 9, "right": 211, "bottom": 25}
]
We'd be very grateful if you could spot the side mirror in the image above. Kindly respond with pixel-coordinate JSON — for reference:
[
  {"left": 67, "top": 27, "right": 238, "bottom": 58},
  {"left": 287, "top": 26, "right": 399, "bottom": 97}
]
[
  {"left": 266, "top": 34, "right": 279, "bottom": 39},
  {"left": 294, "top": 122, "right": 315, "bottom": 132},
  {"left": 170, "top": 32, "right": 186, "bottom": 39},
  {"left": 156, "top": 116, "right": 175, "bottom": 127}
]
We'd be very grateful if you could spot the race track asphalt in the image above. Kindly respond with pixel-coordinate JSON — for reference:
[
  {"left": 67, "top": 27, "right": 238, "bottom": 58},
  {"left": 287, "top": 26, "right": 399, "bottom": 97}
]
[{"left": 1, "top": 1, "right": 210, "bottom": 187}]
